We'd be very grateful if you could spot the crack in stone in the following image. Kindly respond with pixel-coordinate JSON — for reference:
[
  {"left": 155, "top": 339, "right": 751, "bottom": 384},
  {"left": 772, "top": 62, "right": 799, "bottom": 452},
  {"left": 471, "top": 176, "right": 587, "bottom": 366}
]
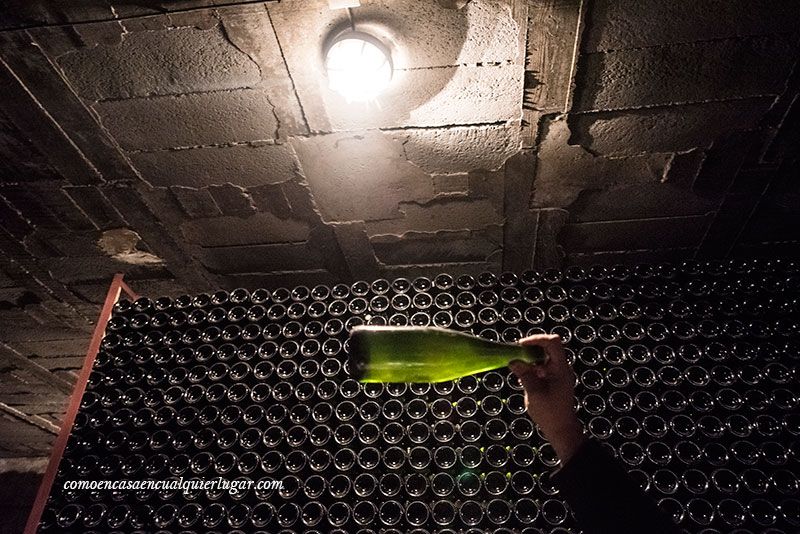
[
  {"left": 395, "top": 60, "right": 515, "bottom": 72},
  {"left": 125, "top": 139, "right": 283, "bottom": 154},
  {"left": 224, "top": 182, "right": 259, "bottom": 216},
  {"left": 398, "top": 193, "right": 472, "bottom": 208},
  {"left": 265, "top": 93, "right": 283, "bottom": 140},
  {"left": 568, "top": 94, "right": 781, "bottom": 116},
  {"left": 217, "top": 11, "right": 264, "bottom": 80},
  {"left": 265, "top": 5, "right": 311, "bottom": 134},
  {"left": 379, "top": 120, "right": 513, "bottom": 132},
  {"left": 91, "top": 87, "right": 257, "bottom": 104},
  {"left": 369, "top": 224, "right": 500, "bottom": 241}
]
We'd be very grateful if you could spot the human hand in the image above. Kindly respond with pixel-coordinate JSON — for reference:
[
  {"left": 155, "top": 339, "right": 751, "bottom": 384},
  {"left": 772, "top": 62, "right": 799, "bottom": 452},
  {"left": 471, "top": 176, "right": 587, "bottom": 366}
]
[{"left": 509, "top": 334, "right": 586, "bottom": 463}]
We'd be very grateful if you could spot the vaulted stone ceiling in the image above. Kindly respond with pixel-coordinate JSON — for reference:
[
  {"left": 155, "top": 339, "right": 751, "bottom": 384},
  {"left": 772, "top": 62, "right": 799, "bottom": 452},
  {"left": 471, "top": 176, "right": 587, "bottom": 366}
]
[{"left": 0, "top": 0, "right": 799, "bottom": 456}]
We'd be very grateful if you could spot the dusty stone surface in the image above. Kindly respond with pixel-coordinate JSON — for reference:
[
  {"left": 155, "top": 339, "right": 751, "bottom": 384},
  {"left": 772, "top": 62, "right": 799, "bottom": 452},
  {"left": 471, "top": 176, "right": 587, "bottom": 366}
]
[
  {"left": 181, "top": 212, "right": 311, "bottom": 247},
  {"left": 575, "top": 35, "right": 799, "bottom": 111},
  {"left": 130, "top": 143, "right": 298, "bottom": 187},
  {"left": 583, "top": 0, "right": 800, "bottom": 52},
  {"left": 94, "top": 89, "right": 285, "bottom": 151},
  {"left": 42, "top": 256, "right": 171, "bottom": 284},
  {"left": 291, "top": 131, "right": 434, "bottom": 222},
  {"left": 371, "top": 227, "right": 502, "bottom": 265},
  {"left": 568, "top": 97, "right": 775, "bottom": 156},
  {"left": 57, "top": 24, "right": 262, "bottom": 100},
  {"left": 170, "top": 186, "right": 221, "bottom": 219},
  {"left": 567, "top": 182, "right": 719, "bottom": 222},
  {"left": 561, "top": 214, "right": 714, "bottom": 253},
  {"left": 432, "top": 174, "right": 470, "bottom": 194},
  {"left": 208, "top": 184, "right": 256, "bottom": 217},
  {"left": 402, "top": 124, "right": 521, "bottom": 174},
  {"left": 364, "top": 198, "right": 503, "bottom": 235},
  {"left": 530, "top": 119, "right": 672, "bottom": 207},
  {"left": 198, "top": 242, "right": 322, "bottom": 274}
]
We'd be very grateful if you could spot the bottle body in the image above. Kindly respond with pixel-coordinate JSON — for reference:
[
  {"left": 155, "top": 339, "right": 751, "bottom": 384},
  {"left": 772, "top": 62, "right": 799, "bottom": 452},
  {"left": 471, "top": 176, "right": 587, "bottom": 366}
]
[{"left": 348, "top": 326, "right": 547, "bottom": 383}]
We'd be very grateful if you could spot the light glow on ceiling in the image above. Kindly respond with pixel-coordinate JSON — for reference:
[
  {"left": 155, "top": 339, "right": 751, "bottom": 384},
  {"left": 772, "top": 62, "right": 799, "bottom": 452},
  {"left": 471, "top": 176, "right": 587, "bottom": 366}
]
[{"left": 325, "top": 33, "right": 392, "bottom": 102}]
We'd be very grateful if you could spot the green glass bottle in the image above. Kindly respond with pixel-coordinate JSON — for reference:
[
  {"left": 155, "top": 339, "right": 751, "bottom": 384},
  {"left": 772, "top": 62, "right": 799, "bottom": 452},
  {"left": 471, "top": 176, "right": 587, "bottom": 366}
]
[{"left": 348, "top": 326, "right": 547, "bottom": 383}]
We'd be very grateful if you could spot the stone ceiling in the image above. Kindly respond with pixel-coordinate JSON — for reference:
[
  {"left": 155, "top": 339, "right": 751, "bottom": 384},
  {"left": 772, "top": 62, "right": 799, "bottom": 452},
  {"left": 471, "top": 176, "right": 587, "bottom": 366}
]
[{"left": 0, "top": 0, "right": 799, "bottom": 456}]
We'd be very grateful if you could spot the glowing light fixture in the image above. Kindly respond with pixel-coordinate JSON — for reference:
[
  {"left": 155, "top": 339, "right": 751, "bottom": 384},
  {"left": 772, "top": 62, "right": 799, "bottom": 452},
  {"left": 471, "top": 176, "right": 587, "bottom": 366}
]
[{"left": 325, "top": 32, "right": 392, "bottom": 102}]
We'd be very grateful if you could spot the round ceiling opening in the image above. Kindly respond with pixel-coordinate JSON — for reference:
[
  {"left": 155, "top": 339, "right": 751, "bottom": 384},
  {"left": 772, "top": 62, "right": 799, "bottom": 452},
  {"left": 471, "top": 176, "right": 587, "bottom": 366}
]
[{"left": 325, "top": 32, "right": 393, "bottom": 102}]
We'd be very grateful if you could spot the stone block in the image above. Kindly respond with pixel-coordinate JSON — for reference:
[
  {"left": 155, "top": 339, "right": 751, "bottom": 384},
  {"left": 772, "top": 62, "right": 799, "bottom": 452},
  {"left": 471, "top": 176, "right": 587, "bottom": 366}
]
[
  {"left": 291, "top": 131, "right": 433, "bottom": 222},
  {"left": 502, "top": 150, "right": 538, "bottom": 272},
  {"left": 63, "top": 186, "right": 126, "bottom": 230},
  {"left": 181, "top": 212, "right": 310, "bottom": 247},
  {"left": 692, "top": 131, "right": 761, "bottom": 194},
  {"left": 533, "top": 208, "right": 569, "bottom": 270},
  {"left": 530, "top": 119, "right": 671, "bottom": 207},
  {"left": 662, "top": 149, "right": 705, "bottom": 189},
  {"left": 561, "top": 214, "right": 714, "bottom": 253},
  {"left": 567, "top": 97, "right": 774, "bottom": 156},
  {"left": 29, "top": 186, "right": 96, "bottom": 232},
  {"left": 370, "top": 227, "right": 501, "bottom": 265},
  {"left": 575, "top": 35, "right": 798, "bottom": 111},
  {"left": 198, "top": 242, "right": 322, "bottom": 274},
  {"left": 1, "top": 30, "right": 137, "bottom": 183},
  {"left": 0, "top": 186, "right": 64, "bottom": 231},
  {"left": 729, "top": 168, "right": 775, "bottom": 197},
  {"left": 94, "top": 89, "right": 286, "bottom": 151},
  {"left": 217, "top": 5, "right": 302, "bottom": 81},
  {"left": 29, "top": 355, "right": 85, "bottom": 372},
  {"left": 524, "top": 0, "right": 582, "bottom": 123},
  {"left": 248, "top": 184, "right": 292, "bottom": 219},
  {"left": 583, "top": 0, "right": 800, "bottom": 52},
  {"left": 24, "top": 230, "right": 102, "bottom": 258},
  {"left": 389, "top": 65, "right": 523, "bottom": 129},
  {"left": 697, "top": 193, "right": 762, "bottom": 258},
  {"left": 0, "top": 268, "right": 15, "bottom": 288},
  {"left": 567, "top": 183, "right": 718, "bottom": 222},
  {"left": 15, "top": 338, "right": 89, "bottom": 357},
  {"left": 365, "top": 198, "right": 503, "bottom": 235},
  {"left": 42, "top": 256, "right": 172, "bottom": 285},
  {"left": 402, "top": 124, "right": 521, "bottom": 174},
  {"left": 461, "top": 170, "right": 504, "bottom": 217},
  {"left": 170, "top": 187, "right": 221, "bottom": 219},
  {"left": 331, "top": 222, "right": 381, "bottom": 280},
  {"left": 208, "top": 184, "right": 255, "bottom": 217},
  {"left": 0, "top": 287, "right": 27, "bottom": 307},
  {"left": 57, "top": 23, "right": 261, "bottom": 100},
  {"left": 0, "top": 112, "right": 61, "bottom": 183},
  {"left": 432, "top": 174, "right": 470, "bottom": 194},
  {"left": 738, "top": 194, "right": 800, "bottom": 244},
  {"left": 130, "top": 143, "right": 298, "bottom": 187}
]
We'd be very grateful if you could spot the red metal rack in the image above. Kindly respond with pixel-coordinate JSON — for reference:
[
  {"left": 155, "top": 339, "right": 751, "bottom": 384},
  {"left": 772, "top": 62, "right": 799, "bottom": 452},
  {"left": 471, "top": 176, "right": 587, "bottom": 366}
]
[{"left": 24, "top": 274, "right": 139, "bottom": 534}]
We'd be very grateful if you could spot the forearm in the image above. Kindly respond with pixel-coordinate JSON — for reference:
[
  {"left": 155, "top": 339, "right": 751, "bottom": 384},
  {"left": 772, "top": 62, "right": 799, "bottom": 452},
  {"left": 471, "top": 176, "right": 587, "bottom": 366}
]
[
  {"left": 550, "top": 439, "right": 682, "bottom": 534},
  {"left": 542, "top": 416, "right": 587, "bottom": 464}
]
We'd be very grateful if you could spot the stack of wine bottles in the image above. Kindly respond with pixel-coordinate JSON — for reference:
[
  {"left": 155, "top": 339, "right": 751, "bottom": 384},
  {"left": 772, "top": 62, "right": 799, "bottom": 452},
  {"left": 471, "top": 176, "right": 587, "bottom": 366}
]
[{"left": 39, "top": 259, "right": 799, "bottom": 533}]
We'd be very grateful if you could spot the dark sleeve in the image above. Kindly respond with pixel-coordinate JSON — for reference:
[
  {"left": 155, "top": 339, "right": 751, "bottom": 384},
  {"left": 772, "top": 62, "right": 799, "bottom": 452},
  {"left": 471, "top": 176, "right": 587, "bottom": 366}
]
[{"left": 551, "top": 438, "right": 681, "bottom": 534}]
